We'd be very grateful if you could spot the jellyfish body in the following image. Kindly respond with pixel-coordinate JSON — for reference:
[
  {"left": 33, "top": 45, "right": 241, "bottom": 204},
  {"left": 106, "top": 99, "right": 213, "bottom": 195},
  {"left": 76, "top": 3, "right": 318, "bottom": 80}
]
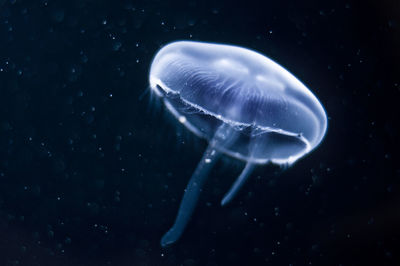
[{"left": 149, "top": 41, "right": 327, "bottom": 246}]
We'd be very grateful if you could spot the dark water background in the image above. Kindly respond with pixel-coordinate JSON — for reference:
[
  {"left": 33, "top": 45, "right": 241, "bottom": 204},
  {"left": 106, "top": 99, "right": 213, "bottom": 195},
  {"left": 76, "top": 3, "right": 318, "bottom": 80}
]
[{"left": 0, "top": 0, "right": 399, "bottom": 265}]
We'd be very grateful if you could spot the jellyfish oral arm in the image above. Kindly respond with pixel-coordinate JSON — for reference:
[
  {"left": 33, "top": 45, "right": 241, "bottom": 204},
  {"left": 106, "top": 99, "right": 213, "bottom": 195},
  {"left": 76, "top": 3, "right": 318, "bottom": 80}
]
[
  {"left": 221, "top": 162, "right": 255, "bottom": 206},
  {"left": 160, "top": 144, "right": 221, "bottom": 247},
  {"left": 161, "top": 124, "right": 238, "bottom": 247}
]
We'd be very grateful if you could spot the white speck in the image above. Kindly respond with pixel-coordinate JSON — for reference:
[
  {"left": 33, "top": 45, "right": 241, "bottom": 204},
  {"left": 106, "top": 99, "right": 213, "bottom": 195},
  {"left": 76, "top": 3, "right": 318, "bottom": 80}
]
[
  {"left": 205, "top": 158, "right": 211, "bottom": 163},
  {"left": 178, "top": 116, "right": 186, "bottom": 123}
]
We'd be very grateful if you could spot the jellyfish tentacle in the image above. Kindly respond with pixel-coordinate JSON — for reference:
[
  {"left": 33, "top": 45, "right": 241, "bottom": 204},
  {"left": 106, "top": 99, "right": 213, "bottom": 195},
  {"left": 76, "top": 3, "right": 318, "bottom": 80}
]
[
  {"left": 221, "top": 162, "right": 255, "bottom": 206},
  {"left": 161, "top": 123, "right": 238, "bottom": 247}
]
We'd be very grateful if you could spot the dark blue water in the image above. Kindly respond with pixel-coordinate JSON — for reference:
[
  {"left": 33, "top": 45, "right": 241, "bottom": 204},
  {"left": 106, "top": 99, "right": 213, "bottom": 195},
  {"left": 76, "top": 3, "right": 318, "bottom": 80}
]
[{"left": 0, "top": 0, "right": 398, "bottom": 265}]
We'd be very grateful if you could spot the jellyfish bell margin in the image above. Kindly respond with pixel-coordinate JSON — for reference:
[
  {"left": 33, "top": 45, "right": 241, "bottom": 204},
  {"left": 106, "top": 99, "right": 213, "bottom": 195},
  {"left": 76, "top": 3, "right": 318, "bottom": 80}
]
[{"left": 148, "top": 41, "right": 328, "bottom": 247}]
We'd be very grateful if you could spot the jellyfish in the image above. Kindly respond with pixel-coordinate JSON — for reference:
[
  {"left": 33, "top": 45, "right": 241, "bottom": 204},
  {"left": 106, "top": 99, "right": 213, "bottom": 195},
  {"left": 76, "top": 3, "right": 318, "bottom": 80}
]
[{"left": 149, "top": 41, "right": 327, "bottom": 247}]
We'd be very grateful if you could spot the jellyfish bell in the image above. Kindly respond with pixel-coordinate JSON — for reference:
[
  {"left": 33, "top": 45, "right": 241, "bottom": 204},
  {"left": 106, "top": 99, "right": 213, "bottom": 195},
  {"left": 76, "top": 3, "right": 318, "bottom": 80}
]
[{"left": 149, "top": 41, "right": 327, "bottom": 246}]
